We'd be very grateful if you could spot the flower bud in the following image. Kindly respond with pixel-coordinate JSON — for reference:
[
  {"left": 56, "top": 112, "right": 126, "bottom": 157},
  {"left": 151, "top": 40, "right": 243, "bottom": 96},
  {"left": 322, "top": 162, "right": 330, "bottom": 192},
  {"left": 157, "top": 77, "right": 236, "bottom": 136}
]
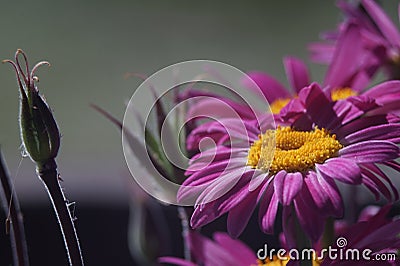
[{"left": 4, "top": 49, "right": 60, "bottom": 171}]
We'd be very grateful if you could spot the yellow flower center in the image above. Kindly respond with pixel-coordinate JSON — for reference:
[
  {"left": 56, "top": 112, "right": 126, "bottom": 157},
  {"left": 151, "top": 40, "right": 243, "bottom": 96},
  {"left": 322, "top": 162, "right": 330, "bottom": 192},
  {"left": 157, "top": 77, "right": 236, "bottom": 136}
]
[
  {"left": 330, "top": 87, "right": 357, "bottom": 101},
  {"left": 391, "top": 53, "right": 400, "bottom": 65},
  {"left": 247, "top": 127, "right": 342, "bottom": 174},
  {"left": 254, "top": 256, "right": 321, "bottom": 266},
  {"left": 255, "top": 256, "right": 289, "bottom": 266},
  {"left": 269, "top": 87, "right": 357, "bottom": 115},
  {"left": 270, "top": 98, "right": 291, "bottom": 114}
]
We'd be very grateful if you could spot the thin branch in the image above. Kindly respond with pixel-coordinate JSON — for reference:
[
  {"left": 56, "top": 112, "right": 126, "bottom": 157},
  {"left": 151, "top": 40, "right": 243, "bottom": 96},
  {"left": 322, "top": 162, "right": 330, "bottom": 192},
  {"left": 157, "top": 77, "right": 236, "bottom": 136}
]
[
  {"left": 0, "top": 150, "right": 29, "bottom": 266},
  {"left": 178, "top": 207, "right": 191, "bottom": 262}
]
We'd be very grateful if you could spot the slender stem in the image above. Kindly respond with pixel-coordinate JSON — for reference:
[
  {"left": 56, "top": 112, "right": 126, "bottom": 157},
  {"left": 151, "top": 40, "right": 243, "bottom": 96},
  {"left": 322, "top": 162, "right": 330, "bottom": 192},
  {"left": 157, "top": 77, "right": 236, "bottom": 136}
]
[
  {"left": 38, "top": 160, "right": 83, "bottom": 266},
  {"left": 0, "top": 151, "right": 29, "bottom": 266},
  {"left": 293, "top": 207, "right": 312, "bottom": 266},
  {"left": 178, "top": 207, "right": 191, "bottom": 262},
  {"left": 322, "top": 217, "right": 334, "bottom": 249},
  {"left": 348, "top": 186, "right": 358, "bottom": 224}
]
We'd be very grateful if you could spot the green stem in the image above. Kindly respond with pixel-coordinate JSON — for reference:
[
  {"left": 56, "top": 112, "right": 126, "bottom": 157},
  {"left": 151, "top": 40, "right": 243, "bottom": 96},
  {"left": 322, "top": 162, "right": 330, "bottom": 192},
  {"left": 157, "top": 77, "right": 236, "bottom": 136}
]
[
  {"left": 38, "top": 159, "right": 84, "bottom": 266},
  {"left": 178, "top": 207, "right": 191, "bottom": 262},
  {"left": 0, "top": 151, "right": 29, "bottom": 266},
  {"left": 322, "top": 217, "right": 334, "bottom": 249},
  {"left": 293, "top": 209, "right": 312, "bottom": 266},
  {"left": 348, "top": 186, "right": 358, "bottom": 224}
]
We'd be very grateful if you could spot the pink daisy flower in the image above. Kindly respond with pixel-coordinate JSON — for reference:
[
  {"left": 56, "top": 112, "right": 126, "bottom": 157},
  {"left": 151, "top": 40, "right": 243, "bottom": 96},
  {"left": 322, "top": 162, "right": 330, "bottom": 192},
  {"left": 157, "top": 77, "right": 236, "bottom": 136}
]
[
  {"left": 179, "top": 82, "right": 400, "bottom": 244},
  {"left": 310, "top": 0, "right": 400, "bottom": 79}
]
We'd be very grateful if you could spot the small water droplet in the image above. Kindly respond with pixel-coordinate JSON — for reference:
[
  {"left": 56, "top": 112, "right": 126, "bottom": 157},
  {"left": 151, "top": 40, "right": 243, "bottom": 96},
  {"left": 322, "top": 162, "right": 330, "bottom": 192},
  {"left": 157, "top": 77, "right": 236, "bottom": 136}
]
[{"left": 20, "top": 146, "right": 29, "bottom": 158}]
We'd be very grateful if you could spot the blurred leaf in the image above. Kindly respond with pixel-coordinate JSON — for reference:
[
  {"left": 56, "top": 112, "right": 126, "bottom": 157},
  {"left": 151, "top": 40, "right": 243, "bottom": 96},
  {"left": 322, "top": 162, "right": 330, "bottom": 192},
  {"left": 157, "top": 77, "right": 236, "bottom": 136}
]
[{"left": 91, "top": 104, "right": 175, "bottom": 180}]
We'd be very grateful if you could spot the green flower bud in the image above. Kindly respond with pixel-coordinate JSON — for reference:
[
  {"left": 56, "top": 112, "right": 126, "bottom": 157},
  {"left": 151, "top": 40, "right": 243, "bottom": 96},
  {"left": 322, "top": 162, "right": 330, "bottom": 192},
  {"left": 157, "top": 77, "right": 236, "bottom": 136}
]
[{"left": 4, "top": 49, "right": 60, "bottom": 171}]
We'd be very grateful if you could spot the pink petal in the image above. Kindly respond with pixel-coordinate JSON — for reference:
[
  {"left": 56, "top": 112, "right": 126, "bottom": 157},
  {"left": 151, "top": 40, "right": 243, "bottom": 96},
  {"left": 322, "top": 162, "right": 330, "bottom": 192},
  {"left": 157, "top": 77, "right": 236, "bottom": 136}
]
[
  {"left": 184, "top": 157, "right": 243, "bottom": 183},
  {"left": 362, "top": 80, "right": 400, "bottom": 99},
  {"left": 178, "top": 172, "right": 224, "bottom": 205},
  {"left": 195, "top": 167, "right": 247, "bottom": 207},
  {"left": 344, "top": 123, "right": 400, "bottom": 144},
  {"left": 213, "top": 233, "right": 256, "bottom": 265},
  {"left": 158, "top": 257, "right": 196, "bottom": 266},
  {"left": 362, "top": 0, "right": 400, "bottom": 46},
  {"left": 188, "top": 232, "right": 237, "bottom": 265},
  {"left": 339, "top": 140, "right": 399, "bottom": 163},
  {"left": 187, "top": 157, "right": 245, "bottom": 174},
  {"left": 358, "top": 206, "right": 380, "bottom": 222},
  {"left": 297, "top": 83, "right": 336, "bottom": 128},
  {"left": 354, "top": 220, "right": 400, "bottom": 250},
  {"left": 361, "top": 168, "right": 392, "bottom": 201},
  {"left": 316, "top": 158, "right": 361, "bottom": 184},
  {"left": 363, "top": 163, "right": 399, "bottom": 200},
  {"left": 190, "top": 170, "right": 264, "bottom": 229},
  {"left": 273, "top": 171, "right": 303, "bottom": 206},
  {"left": 186, "top": 97, "right": 257, "bottom": 121},
  {"left": 335, "top": 114, "right": 392, "bottom": 140},
  {"left": 361, "top": 175, "right": 382, "bottom": 201},
  {"left": 282, "top": 207, "right": 297, "bottom": 249},
  {"left": 242, "top": 71, "right": 291, "bottom": 102},
  {"left": 304, "top": 171, "right": 343, "bottom": 217},
  {"left": 284, "top": 56, "right": 310, "bottom": 93},
  {"left": 308, "top": 42, "right": 335, "bottom": 64},
  {"left": 259, "top": 185, "right": 279, "bottom": 234},
  {"left": 324, "top": 23, "right": 363, "bottom": 90},
  {"left": 217, "top": 172, "right": 267, "bottom": 214},
  {"left": 280, "top": 97, "right": 306, "bottom": 121},
  {"left": 189, "top": 146, "right": 246, "bottom": 168},
  {"left": 362, "top": 81, "right": 400, "bottom": 114},
  {"left": 227, "top": 191, "right": 259, "bottom": 238},
  {"left": 293, "top": 187, "right": 325, "bottom": 242}
]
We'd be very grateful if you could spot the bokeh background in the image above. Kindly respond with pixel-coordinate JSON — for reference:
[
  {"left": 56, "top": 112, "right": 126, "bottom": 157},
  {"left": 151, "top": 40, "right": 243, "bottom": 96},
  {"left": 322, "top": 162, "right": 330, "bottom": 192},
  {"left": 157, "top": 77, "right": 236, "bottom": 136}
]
[{"left": 0, "top": 1, "right": 398, "bottom": 265}]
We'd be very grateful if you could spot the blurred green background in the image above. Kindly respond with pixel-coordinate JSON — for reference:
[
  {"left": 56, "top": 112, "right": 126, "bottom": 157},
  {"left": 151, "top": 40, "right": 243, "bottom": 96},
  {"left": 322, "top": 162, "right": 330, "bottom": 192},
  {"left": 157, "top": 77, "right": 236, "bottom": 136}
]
[{"left": 0, "top": 1, "right": 399, "bottom": 265}]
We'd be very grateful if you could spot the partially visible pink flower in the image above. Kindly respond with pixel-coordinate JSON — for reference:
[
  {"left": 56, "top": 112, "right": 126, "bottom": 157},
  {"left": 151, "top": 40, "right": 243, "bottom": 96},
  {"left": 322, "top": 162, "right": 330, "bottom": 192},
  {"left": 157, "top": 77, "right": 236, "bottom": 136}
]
[
  {"left": 282, "top": 79, "right": 400, "bottom": 129},
  {"left": 310, "top": 0, "right": 400, "bottom": 79},
  {"left": 310, "top": 20, "right": 400, "bottom": 110},
  {"left": 321, "top": 205, "right": 400, "bottom": 266},
  {"left": 241, "top": 56, "right": 310, "bottom": 115},
  {"left": 159, "top": 232, "right": 258, "bottom": 266},
  {"left": 278, "top": 205, "right": 400, "bottom": 265},
  {"left": 319, "top": 22, "right": 380, "bottom": 95},
  {"left": 180, "top": 56, "right": 310, "bottom": 126}
]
